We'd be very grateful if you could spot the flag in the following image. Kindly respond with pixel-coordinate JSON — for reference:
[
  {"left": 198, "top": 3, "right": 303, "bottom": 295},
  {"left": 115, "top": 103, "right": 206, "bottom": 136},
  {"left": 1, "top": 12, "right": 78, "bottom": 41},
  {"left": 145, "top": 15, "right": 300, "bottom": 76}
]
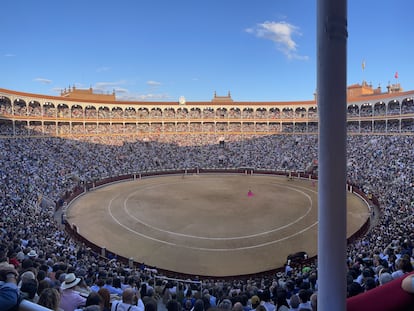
[
  {"left": 362, "top": 60, "right": 366, "bottom": 71},
  {"left": 395, "top": 71, "right": 399, "bottom": 79}
]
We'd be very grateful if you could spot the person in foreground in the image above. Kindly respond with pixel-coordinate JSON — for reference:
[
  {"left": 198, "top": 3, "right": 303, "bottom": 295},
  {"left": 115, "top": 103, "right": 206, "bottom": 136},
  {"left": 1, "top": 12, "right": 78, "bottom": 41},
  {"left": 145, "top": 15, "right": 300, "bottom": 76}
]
[
  {"left": 111, "top": 288, "right": 145, "bottom": 311},
  {"left": 0, "top": 265, "right": 20, "bottom": 311},
  {"left": 401, "top": 274, "right": 414, "bottom": 294}
]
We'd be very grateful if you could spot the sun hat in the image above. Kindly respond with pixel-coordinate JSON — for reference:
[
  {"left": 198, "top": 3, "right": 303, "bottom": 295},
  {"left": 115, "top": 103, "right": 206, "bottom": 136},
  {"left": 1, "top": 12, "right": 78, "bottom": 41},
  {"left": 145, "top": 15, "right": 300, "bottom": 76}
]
[
  {"left": 27, "top": 250, "right": 38, "bottom": 258},
  {"left": 61, "top": 273, "right": 81, "bottom": 289}
]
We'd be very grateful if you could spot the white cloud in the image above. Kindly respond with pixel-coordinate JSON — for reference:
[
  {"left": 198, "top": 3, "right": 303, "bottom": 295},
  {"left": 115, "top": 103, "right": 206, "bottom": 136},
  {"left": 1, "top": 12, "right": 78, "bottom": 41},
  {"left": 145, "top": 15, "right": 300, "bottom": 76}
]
[
  {"left": 246, "top": 21, "right": 308, "bottom": 60},
  {"left": 93, "top": 80, "right": 127, "bottom": 92},
  {"left": 147, "top": 80, "right": 162, "bottom": 87},
  {"left": 113, "top": 87, "right": 129, "bottom": 94},
  {"left": 34, "top": 78, "right": 52, "bottom": 84}
]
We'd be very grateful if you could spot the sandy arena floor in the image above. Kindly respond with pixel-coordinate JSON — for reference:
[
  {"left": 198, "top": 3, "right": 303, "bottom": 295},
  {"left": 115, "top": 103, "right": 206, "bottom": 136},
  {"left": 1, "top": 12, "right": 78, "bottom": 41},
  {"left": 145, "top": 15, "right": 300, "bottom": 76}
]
[{"left": 67, "top": 174, "right": 370, "bottom": 277}]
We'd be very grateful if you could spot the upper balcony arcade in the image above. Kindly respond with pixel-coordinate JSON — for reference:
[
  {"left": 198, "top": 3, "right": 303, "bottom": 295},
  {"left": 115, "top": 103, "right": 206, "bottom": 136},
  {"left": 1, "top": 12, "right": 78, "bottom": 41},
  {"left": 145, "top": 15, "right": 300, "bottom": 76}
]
[
  {"left": 0, "top": 94, "right": 320, "bottom": 123},
  {"left": 0, "top": 88, "right": 413, "bottom": 136},
  {"left": 1, "top": 88, "right": 413, "bottom": 123}
]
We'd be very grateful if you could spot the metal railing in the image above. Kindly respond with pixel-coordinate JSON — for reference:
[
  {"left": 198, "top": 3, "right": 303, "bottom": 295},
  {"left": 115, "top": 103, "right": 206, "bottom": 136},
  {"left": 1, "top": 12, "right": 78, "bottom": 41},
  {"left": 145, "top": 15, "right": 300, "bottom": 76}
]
[{"left": 19, "top": 300, "right": 52, "bottom": 311}]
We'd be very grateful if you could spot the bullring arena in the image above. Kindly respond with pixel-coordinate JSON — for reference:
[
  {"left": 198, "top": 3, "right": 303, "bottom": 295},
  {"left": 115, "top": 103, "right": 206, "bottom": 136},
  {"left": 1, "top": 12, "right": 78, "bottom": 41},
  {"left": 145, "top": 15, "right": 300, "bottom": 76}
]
[
  {"left": 67, "top": 172, "right": 370, "bottom": 277},
  {"left": 1, "top": 83, "right": 414, "bottom": 309}
]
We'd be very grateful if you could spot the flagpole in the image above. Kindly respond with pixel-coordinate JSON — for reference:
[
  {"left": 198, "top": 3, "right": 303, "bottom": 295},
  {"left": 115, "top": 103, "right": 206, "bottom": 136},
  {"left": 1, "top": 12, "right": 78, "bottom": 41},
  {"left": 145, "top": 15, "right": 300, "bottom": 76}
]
[{"left": 362, "top": 59, "right": 366, "bottom": 84}]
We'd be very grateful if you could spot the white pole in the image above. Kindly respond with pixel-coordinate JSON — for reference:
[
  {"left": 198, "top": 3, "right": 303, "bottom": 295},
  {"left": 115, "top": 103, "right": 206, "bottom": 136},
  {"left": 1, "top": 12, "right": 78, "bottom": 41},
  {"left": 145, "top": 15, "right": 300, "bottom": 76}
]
[{"left": 19, "top": 300, "right": 52, "bottom": 311}]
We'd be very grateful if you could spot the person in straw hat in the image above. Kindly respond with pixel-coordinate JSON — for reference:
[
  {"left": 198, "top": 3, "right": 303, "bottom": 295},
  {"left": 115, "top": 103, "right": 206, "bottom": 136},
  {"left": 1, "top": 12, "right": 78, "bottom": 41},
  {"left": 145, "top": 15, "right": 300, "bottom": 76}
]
[{"left": 59, "top": 273, "right": 86, "bottom": 311}]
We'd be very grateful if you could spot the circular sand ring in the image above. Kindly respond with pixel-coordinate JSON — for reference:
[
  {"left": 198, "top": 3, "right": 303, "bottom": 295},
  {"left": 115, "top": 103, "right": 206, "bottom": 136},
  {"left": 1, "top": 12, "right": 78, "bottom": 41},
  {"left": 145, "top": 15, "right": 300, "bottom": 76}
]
[{"left": 67, "top": 173, "right": 370, "bottom": 277}]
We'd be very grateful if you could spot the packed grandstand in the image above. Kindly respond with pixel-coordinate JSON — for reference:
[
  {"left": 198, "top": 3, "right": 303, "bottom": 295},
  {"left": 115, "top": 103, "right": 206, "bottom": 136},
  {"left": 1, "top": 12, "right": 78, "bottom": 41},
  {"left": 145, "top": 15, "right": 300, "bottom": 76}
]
[{"left": 0, "top": 83, "right": 414, "bottom": 310}]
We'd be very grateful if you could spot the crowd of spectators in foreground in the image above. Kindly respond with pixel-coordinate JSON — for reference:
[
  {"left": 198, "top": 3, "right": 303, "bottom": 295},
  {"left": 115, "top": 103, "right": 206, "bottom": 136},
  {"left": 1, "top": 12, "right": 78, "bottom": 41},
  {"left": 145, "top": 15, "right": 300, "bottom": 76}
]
[{"left": 1, "top": 133, "right": 414, "bottom": 311}]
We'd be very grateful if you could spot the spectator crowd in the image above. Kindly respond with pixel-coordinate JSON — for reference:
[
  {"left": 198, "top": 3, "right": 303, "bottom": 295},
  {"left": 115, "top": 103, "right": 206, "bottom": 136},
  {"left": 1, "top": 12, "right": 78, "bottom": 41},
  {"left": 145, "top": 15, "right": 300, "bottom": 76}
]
[{"left": 1, "top": 132, "right": 414, "bottom": 311}]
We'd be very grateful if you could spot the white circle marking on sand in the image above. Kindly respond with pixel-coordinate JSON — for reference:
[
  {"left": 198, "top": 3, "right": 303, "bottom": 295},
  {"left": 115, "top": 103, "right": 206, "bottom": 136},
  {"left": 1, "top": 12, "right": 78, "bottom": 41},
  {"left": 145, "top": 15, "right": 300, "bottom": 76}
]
[
  {"left": 122, "top": 181, "right": 315, "bottom": 240},
  {"left": 106, "top": 177, "right": 319, "bottom": 251}
]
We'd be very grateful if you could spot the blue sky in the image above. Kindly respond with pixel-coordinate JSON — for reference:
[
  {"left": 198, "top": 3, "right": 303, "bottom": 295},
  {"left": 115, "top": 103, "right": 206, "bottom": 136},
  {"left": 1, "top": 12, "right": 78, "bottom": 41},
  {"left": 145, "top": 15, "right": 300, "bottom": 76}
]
[{"left": 1, "top": 0, "right": 413, "bottom": 102}]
